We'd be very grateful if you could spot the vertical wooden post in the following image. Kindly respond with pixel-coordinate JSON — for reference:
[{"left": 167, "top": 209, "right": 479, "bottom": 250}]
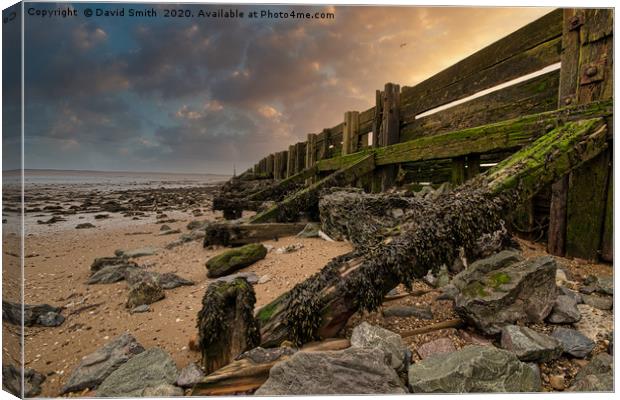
[
  {"left": 451, "top": 157, "right": 466, "bottom": 186},
  {"left": 343, "top": 111, "right": 360, "bottom": 155},
  {"left": 306, "top": 134, "right": 318, "bottom": 184},
  {"left": 372, "top": 90, "right": 382, "bottom": 148},
  {"left": 287, "top": 145, "right": 296, "bottom": 178},
  {"left": 548, "top": 8, "right": 613, "bottom": 260},
  {"left": 601, "top": 168, "right": 613, "bottom": 262},
  {"left": 295, "top": 142, "right": 307, "bottom": 173},
  {"left": 465, "top": 154, "right": 480, "bottom": 180},
  {"left": 266, "top": 154, "right": 275, "bottom": 178},
  {"left": 379, "top": 83, "right": 400, "bottom": 191},
  {"left": 317, "top": 129, "right": 331, "bottom": 161}
]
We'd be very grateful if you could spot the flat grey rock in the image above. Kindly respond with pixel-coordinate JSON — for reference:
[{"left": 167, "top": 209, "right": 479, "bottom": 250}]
[
  {"left": 176, "top": 363, "right": 204, "bottom": 388},
  {"left": 582, "top": 294, "right": 613, "bottom": 311},
  {"left": 96, "top": 348, "right": 178, "bottom": 397},
  {"left": 500, "top": 325, "right": 562, "bottom": 362},
  {"left": 408, "top": 345, "right": 540, "bottom": 393},
  {"left": 62, "top": 333, "right": 145, "bottom": 394},
  {"left": 350, "top": 322, "right": 408, "bottom": 371},
  {"left": 255, "top": 347, "right": 406, "bottom": 395},
  {"left": 551, "top": 327, "right": 595, "bottom": 358},
  {"left": 416, "top": 338, "right": 456, "bottom": 360}
]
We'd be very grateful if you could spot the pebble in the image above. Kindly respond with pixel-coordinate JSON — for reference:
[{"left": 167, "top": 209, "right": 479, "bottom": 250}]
[{"left": 549, "top": 375, "right": 565, "bottom": 391}]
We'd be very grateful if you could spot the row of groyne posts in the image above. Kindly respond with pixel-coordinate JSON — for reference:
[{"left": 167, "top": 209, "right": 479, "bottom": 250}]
[{"left": 221, "top": 8, "right": 613, "bottom": 264}]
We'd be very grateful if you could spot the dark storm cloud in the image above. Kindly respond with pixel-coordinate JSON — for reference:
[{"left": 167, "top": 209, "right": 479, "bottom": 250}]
[{"left": 21, "top": 4, "right": 553, "bottom": 173}]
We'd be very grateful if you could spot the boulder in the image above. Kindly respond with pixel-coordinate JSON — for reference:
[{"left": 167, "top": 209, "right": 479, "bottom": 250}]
[
  {"left": 205, "top": 243, "right": 267, "bottom": 278},
  {"left": 551, "top": 327, "right": 595, "bottom": 358},
  {"left": 2, "top": 365, "right": 46, "bottom": 397},
  {"left": 126, "top": 275, "right": 165, "bottom": 308},
  {"left": 408, "top": 345, "right": 540, "bottom": 393},
  {"left": 197, "top": 279, "right": 260, "bottom": 374},
  {"left": 416, "top": 338, "right": 456, "bottom": 360},
  {"left": 454, "top": 256, "right": 557, "bottom": 335},
  {"left": 176, "top": 363, "right": 204, "bottom": 388},
  {"left": 61, "top": 333, "right": 145, "bottom": 394},
  {"left": 568, "top": 353, "right": 613, "bottom": 392},
  {"left": 96, "top": 348, "right": 179, "bottom": 397},
  {"left": 255, "top": 347, "right": 406, "bottom": 395},
  {"left": 547, "top": 295, "right": 581, "bottom": 324},
  {"left": 383, "top": 305, "right": 433, "bottom": 320},
  {"left": 88, "top": 264, "right": 141, "bottom": 285},
  {"left": 500, "top": 325, "right": 562, "bottom": 362},
  {"left": 582, "top": 294, "right": 613, "bottom": 311},
  {"left": 2, "top": 301, "right": 64, "bottom": 327},
  {"left": 574, "top": 304, "right": 613, "bottom": 341},
  {"left": 350, "top": 322, "right": 408, "bottom": 371}
]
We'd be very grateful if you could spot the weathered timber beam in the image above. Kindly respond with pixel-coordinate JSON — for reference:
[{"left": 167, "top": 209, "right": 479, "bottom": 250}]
[
  {"left": 245, "top": 165, "right": 317, "bottom": 203},
  {"left": 257, "top": 118, "right": 608, "bottom": 347},
  {"left": 250, "top": 155, "right": 376, "bottom": 223},
  {"left": 212, "top": 198, "right": 267, "bottom": 213},
  {"left": 204, "top": 222, "right": 309, "bottom": 247},
  {"left": 316, "top": 100, "right": 612, "bottom": 172}
]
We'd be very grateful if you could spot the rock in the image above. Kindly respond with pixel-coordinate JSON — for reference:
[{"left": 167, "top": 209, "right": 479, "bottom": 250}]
[
  {"left": 555, "top": 269, "right": 568, "bottom": 286},
  {"left": 61, "top": 333, "right": 145, "bottom": 394},
  {"left": 160, "top": 224, "right": 171, "bottom": 231},
  {"left": 214, "top": 271, "right": 259, "bottom": 285},
  {"left": 258, "top": 274, "right": 272, "bottom": 284},
  {"left": 454, "top": 256, "right": 557, "bottom": 335},
  {"left": 547, "top": 295, "right": 581, "bottom": 324},
  {"left": 551, "top": 327, "right": 595, "bottom": 358},
  {"left": 581, "top": 275, "right": 613, "bottom": 295},
  {"left": 416, "top": 338, "right": 456, "bottom": 360},
  {"left": 296, "top": 223, "right": 320, "bottom": 238},
  {"left": 383, "top": 305, "right": 433, "bottom": 320},
  {"left": 205, "top": 243, "right": 267, "bottom": 278},
  {"left": 255, "top": 347, "right": 406, "bottom": 395},
  {"left": 350, "top": 322, "right": 408, "bottom": 371},
  {"left": 76, "top": 223, "right": 96, "bottom": 229},
  {"left": 141, "top": 383, "right": 184, "bottom": 396},
  {"left": 126, "top": 275, "right": 165, "bottom": 308},
  {"left": 425, "top": 265, "right": 450, "bottom": 288},
  {"left": 176, "top": 363, "right": 204, "bottom": 388},
  {"left": 115, "top": 247, "right": 158, "bottom": 258},
  {"left": 574, "top": 304, "right": 613, "bottom": 341},
  {"left": 275, "top": 243, "right": 304, "bottom": 254},
  {"left": 549, "top": 374, "right": 565, "bottom": 391},
  {"left": 197, "top": 279, "right": 260, "bottom": 375},
  {"left": 582, "top": 294, "right": 613, "bottom": 311},
  {"left": 187, "top": 220, "right": 208, "bottom": 231},
  {"left": 94, "top": 213, "right": 110, "bottom": 219},
  {"left": 158, "top": 272, "right": 194, "bottom": 289},
  {"left": 559, "top": 286, "right": 583, "bottom": 304},
  {"left": 237, "top": 346, "right": 297, "bottom": 363},
  {"left": 2, "top": 365, "right": 46, "bottom": 397},
  {"left": 2, "top": 301, "right": 64, "bottom": 327},
  {"left": 408, "top": 345, "right": 540, "bottom": 393},
  {"left": 90, "top": 256, "right": 136, "bottom": 273},
  {"left": 96, "top": 348, "right": 179, "bottom": 397},
  {"left": 527, "top": 363, "right": 542, "bottom": 389},
  {"left": 130, "top": 304, "right": 150, "bottom": 313},
  {"left": 88, "top": 263, "right": 141, "bottom": 285},
  {"left": 568, "top": 353, "right": 613, "bottom": 391},
  {"left": 158, "top": 229, "right": 181, "bottom": 236},
  {"left": 180, "top": 229, "right": 206, "bottom": 242},
  {"left": 500, "top": 325, "right": 562, "bottom": 362}
]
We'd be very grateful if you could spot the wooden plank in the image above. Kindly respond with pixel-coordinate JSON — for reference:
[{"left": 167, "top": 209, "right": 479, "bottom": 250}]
[
  {"left": 565, "top": 148, "right": 610, "bottom": 260},
  {"left": 294, "top": 142, "right": 307, "bottom": 174},
  {"left": 315, "top": 99, "right": 612, "bottom": 171},
  {"left": 286, "top": 144, "right": 295, "bottom": 177},
  {"left": 204, "top": 222, "right": 310, "bottom": 246},
  {"left": 246, "top": 166, "right": 318, "bottom": 202},
  {"left": 342, "top": 111, "right": 360, "bottom": 155},
  {"left": 379, "top": 83, "right": 400, "bottom": 190},
  {"left": 400, "top": 9, "right": 563, "bottom": 115},
  {"left": 466, "top": 154, "right": 481, "bottom": 180},
  {"left": 250, "top": 155, "right": 376, "bottom": 223},
  {"left": 372, "top": 89, "right": 382, "bottom": 148},
  {"left": 451, "top": 157, "right": 466, "bottom": 186},
  {"left": 266, "top": 154, "right": 275, "bottom": 178},
  {"left": 401, "top": 70, "right": 560, "bottom": 141}
]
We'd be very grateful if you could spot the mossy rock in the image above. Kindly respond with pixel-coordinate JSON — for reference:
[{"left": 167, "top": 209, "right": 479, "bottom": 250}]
[
  {"left": 206, "top": 243, "right": 267, "bottom": 278},
  {"left": 126, "top": 277, "right": 165, "bottom": 308}
]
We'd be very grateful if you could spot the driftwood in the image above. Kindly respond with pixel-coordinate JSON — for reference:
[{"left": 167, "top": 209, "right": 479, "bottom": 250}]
[
  {"left": 204, "top": 222, "right": 308, "bottom": 247},
  {"left": 255, "top": 119, "right": 608, "bottom": 347},
  {"left": 190, "top": 339, "right": 350, "bottom": 396}
]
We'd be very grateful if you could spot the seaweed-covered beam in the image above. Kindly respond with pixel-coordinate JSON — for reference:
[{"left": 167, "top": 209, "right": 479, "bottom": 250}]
[
  {"left": 257, "top": 118, "right": 608, "bottom": 347},
  {"left": 250, "top": 155, "right": 375, "bottom": 223},
  {"left": 316, "top": 99, "right": 612, "bottom": 172},
  {"left": 245, "top": 165, "right": 318, "bottom": 202}
]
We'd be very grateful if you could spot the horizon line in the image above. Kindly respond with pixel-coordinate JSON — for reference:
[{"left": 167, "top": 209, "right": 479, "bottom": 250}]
[{"left": 2, "top": 168, "right": 233, "bottom": 176}]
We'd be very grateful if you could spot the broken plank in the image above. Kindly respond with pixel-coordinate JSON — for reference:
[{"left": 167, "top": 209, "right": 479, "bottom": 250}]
[{"left": 204, "top": 222, "right": 309, "bottom": 247}]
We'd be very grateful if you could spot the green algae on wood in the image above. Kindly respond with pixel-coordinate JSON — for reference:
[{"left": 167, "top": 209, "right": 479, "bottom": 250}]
[{"left": 206, "top": 243, "right": 267, "bottom": 278}]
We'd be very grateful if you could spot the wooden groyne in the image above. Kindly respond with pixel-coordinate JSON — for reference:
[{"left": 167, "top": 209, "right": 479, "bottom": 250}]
[{"left": 216, "top": 8, "right": 613, "bottom": 263}]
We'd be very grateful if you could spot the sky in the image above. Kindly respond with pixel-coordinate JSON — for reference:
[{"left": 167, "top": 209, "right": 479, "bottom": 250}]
[{"left": 3, "top": 3, "right": 554, "bottom": 174}]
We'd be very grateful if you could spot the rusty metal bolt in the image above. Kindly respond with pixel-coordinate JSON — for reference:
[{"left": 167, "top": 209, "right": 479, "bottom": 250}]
[{"left": 585, "top": 66, "right": 599, "bottom": 77}]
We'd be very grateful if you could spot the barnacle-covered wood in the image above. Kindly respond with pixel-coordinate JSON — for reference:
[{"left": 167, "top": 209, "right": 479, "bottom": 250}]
[
  {"left": 197, "top": 278, "right": 260, "bottom": 374},
  {"left": 257, "top": 118, "right": 608, "bottom": 347},
  {"left": 204, "top": 222, "right": 308, "bottom": 247}
]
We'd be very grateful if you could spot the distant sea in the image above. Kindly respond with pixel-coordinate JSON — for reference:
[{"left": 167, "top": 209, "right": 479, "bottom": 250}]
[{"left": 4, "top": 169, "right": 231, "bottom": 190}]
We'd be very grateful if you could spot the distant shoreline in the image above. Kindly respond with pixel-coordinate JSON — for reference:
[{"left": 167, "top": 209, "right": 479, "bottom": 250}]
[{"left": 3, "top": 168, "right": 232, "bottom": 178}]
